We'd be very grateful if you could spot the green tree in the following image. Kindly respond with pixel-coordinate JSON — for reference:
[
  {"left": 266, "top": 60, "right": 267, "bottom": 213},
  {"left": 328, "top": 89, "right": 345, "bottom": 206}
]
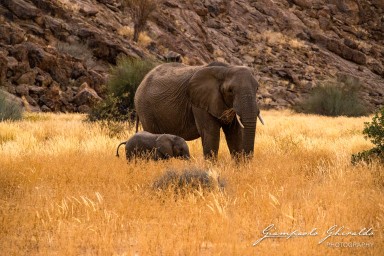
[
  {"left": 363, "top": 107, "right": 384, "bottom": 150},
  {"left": 352, "top": 107, "right": 384, "bottom": 164}
]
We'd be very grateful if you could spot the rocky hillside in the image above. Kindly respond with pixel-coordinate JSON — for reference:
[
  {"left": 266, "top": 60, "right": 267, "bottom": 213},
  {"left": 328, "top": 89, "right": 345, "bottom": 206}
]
[{"left": 0, "top": 0, "right": 383, "bottom": 113}]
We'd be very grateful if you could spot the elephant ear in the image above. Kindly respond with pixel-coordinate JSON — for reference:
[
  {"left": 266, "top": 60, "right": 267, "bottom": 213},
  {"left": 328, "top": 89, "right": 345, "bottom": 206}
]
[
  {"left": 187, "top": 66, "right": 228, "bottom": 119},
  {"left": 155, "top": 135, "right": 173, "bottom": 159}
]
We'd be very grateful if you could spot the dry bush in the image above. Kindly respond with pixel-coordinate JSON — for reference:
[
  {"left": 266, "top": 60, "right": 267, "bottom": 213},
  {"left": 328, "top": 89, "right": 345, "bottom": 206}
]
[
  {"left": 153, "top": 168, "right": 225, "bottom": 195},
  {"left": 289, "top": 38, "right": 306, "bottom": 48},
  {"left": 0, "top": 111, "right": 383, "bottom": 255},
  {"left": 122, "top": 0, "right": 157, "bottom": 42}
]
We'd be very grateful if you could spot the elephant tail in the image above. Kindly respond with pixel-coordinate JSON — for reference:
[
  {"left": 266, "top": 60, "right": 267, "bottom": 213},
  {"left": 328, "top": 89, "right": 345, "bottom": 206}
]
[
  {"left": 116, "top": 142, "right": 127, "bottom": 157},
  {"left": 135, "top": 114, "right": 140, "bottom": 133}
]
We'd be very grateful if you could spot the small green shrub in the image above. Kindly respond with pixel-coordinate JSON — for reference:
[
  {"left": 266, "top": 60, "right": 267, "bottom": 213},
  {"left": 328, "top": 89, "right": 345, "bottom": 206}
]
[
  {"left": 352, "top": 147, "right": 383, "bottom": 164},
  {"left": 352, "top": 107, "right": 384, "bottom": 164},
  {"left": 86, "top": 94, "right": 134, "bottom": 137},
  {"left": 295, "top": 78, "right": 367, "bottom": 117},
  {"left": 0, "top": 90, "right": 23, "bottom": 121},
  {"left": 87, "top": 94, "right": 130, "bottom": 122},
  {"left": 363, "top": 107, "right": 384, "bottom": 149},
  {"left": 87, "top": 57, "right": 158, "bottom": 122},
  {"left": 107, "top": 57, "right": 157, "bottom": 110}
]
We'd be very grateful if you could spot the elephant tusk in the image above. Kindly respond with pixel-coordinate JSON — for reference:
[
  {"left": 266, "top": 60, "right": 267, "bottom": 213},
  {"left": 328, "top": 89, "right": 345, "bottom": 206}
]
[
  {"left": 236, "top": 114, "right": 245, "bottom": 128},
  {"left": 258, "top": 113, "right": 265, "bottom": 125}
]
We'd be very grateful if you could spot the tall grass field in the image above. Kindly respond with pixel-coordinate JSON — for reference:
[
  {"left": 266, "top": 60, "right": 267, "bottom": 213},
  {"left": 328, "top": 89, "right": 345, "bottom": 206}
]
[{"left": 0, "top": 111, "right": 383, "bottom": 255}]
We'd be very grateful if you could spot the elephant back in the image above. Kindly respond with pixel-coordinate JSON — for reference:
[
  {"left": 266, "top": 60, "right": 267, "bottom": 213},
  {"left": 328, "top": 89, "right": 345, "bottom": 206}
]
[
  {"left": 141, "top": 63, "right": 200, "bottom": 92},
  {"left": 134, "top": 63, "right": 202, "bottom": 140}
]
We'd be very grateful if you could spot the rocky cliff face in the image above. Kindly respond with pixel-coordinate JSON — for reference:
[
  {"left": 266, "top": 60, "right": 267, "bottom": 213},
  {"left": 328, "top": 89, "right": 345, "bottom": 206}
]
[{"left": 0, "top": 0, "right": 383, "bottom": 112}]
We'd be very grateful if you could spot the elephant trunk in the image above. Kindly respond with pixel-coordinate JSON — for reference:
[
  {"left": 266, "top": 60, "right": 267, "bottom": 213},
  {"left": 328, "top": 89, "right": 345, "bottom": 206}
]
[
  {"left": 235, "top": 94, "right": 258, "bottom": 157},
  {"left": 242, "top": 116, "right": 257, "bottom": 156}
]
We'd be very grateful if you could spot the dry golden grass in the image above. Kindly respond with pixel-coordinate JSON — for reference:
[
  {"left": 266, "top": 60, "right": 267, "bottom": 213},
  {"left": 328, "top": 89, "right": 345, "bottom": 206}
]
[
  {"left": 117, "top": 26, "right": 152, "bottom": 47},
  {"left": 0, "top": 111, "right": 383, "bottom": 255},
  {"left": 57, "top": 0, "right": 81, "bottom": 12},
  {"left": 252, "top": 30, "right": 307, "bottom": 49}
]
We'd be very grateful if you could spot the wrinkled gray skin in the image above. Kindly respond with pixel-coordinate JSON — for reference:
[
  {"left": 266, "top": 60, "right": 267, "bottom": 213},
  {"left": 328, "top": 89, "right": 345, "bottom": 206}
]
[
  {"left": 135, "top": 62, "right": 261, "bottom": 159},
  {"left": 116, "top": 131, "right": 190, "bottom": 161}
]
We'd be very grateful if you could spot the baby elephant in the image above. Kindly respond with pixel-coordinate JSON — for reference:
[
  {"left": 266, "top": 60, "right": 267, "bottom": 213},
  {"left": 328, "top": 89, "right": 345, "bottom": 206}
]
[{"left": 116, "top": 131, "right": 190, "bottom": 161}]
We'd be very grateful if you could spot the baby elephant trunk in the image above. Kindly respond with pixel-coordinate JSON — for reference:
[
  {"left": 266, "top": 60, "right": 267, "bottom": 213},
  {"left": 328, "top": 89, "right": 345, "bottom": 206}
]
[
  {"left": 173, "top": 150, "right": 191, "bottom": 160},
  {"left": 116, "top": 141, "right": 127, "bottom": 157}
]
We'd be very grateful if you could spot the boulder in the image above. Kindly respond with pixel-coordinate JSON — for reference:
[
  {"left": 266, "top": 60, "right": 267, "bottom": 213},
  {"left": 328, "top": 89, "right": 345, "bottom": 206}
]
[
  {"left": 0, "top": 52, "right": 7, "bottom": 85},
  {"left": 3, "top": 0, "right": 41, "bottom": 20},
  {"left": 344, "top": 38, "right": 358, "bottom": 49},
  {"left": 88, "top": 37, "right": 135, "bottom": 64},
  {"left": 22, "top": 95, "right": 41, "bottom": 112},
  {"left": 16, "top": 42, "right": 56, "bottom": 70},
  {"left": 164, "top": 51, "right": 182, "bottom": 63},
  {"left": 14, "top": 42, "right": 72, "bottom": 88},
  {"left": 326, "top": 38, "right": 366, "bottom": 65},
  {"left": 35, "top": 71, "right": 53, "bottom": 87},
  {"left": 72, "top": 82, "right": 102, "bottom": 107},
  {"left": 78, "top": 105, "right": 91, "bottom": 113},
  {"left": 15, "top": 84, "right": 29, "bottom": 96},
  {"left": 163, "top": 1, "right": 180, "bottom": 8},
  {"left": 41, "top": 105, "right": 51, "bottom": 112},
  {"left": 29, "top": 0, "right": 66, "bottom": 17},
  {"left": 96, "top": 0, "right": 117, "bottom": 4},
  {"left": 16, "top": 71, "right": 36, "bottom": 85},
  {"left": 43, "top": 16, "right": 70, "bottom": 40},
  {"left": 79, "top": 4, "right": 99, "bottom": 17},
  {"left": 368, "top": 61, "right": 384, "bottom": 77},
  {"left": 39, "top": 82, "right": 62, "bottom": 112},
  {"left": 29, "top": 85, "right": 46, "bottom": 95},
  {"left": 243, "top": 55, "right": 255, "bottom": 64}
]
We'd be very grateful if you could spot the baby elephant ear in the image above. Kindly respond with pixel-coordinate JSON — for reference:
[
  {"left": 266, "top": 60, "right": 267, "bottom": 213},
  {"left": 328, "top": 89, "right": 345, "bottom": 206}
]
[
  {"left": 187, "top": 66, "right": 228, "bottom": 119},
  {"left": 155, "top": 135, "right": 173, "bottom": 159}
]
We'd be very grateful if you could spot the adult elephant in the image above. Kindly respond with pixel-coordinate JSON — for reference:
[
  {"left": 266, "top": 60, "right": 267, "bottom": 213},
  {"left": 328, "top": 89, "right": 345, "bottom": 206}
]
[{"left": 134, "top": 62, "right": 264, "bottom": 159}]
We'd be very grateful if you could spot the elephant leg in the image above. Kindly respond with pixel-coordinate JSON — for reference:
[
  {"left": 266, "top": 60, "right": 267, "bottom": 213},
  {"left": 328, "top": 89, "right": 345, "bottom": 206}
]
[
  {"left": 223, "top": 121, "right": 243, "bottom": 158},
  {"left": 192, "top": 106, "right": 221, "bottom": 159}
]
